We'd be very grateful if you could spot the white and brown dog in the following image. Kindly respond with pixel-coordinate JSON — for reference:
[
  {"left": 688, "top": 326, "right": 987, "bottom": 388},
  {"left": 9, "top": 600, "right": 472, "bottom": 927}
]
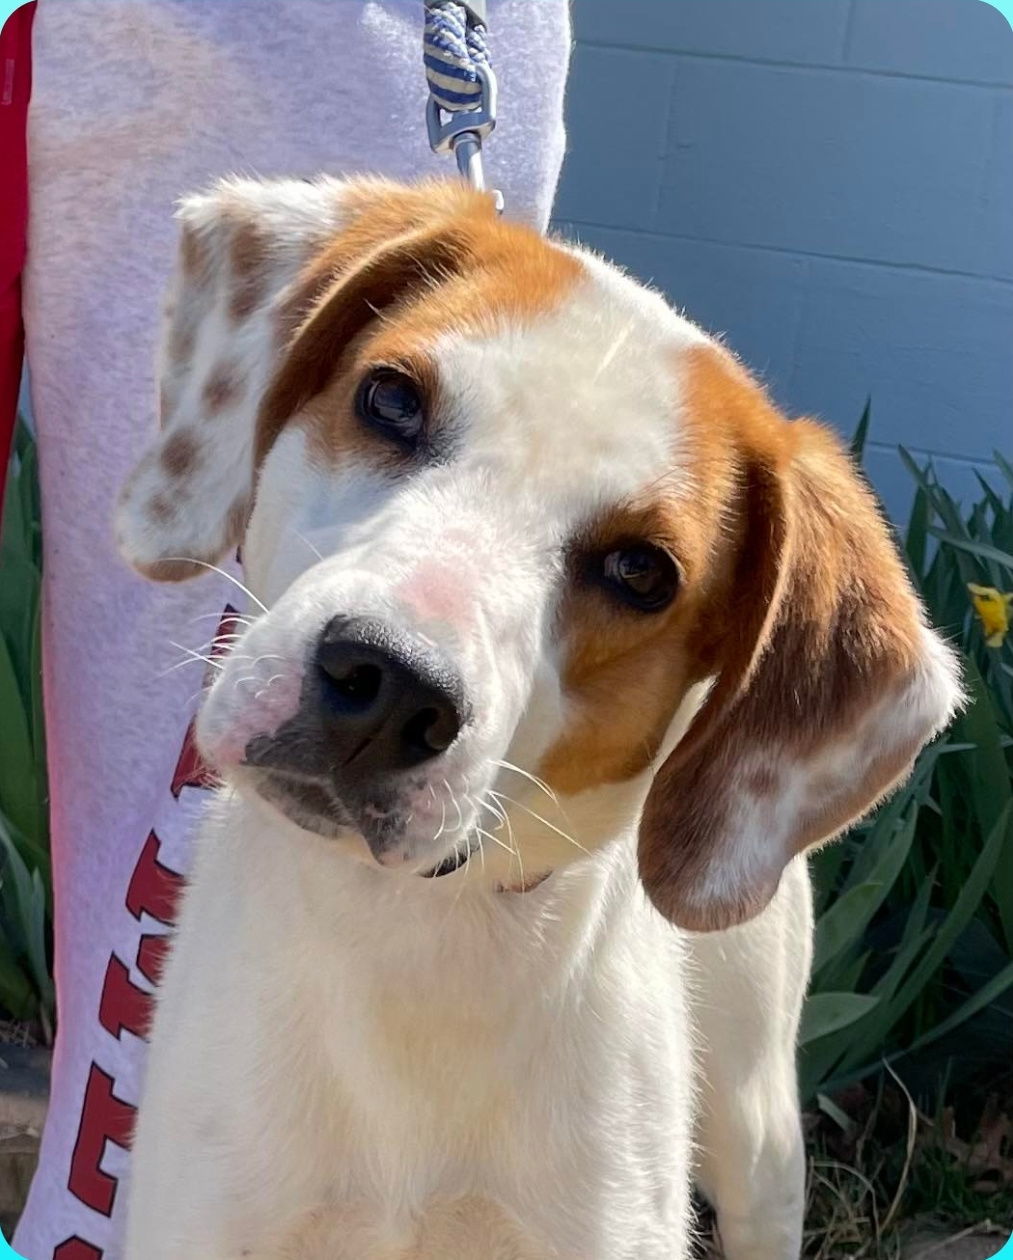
[{"left": 116, "top": 178, "right": 960, "bottom": 1259}]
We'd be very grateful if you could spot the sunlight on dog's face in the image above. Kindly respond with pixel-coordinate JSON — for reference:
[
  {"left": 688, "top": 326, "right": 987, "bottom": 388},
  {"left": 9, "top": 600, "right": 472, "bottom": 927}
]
[{"left": 197, "top": 262, "right": 706, "bottom": 886}]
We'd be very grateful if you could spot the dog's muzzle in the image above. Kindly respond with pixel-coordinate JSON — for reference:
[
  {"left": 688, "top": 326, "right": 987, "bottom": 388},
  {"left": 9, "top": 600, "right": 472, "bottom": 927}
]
[{"left": 243, "top": 616, "right": 470, "bottom": 865}]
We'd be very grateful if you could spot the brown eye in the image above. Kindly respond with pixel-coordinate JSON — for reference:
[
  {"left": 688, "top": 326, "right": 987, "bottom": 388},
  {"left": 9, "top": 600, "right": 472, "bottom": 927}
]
[
  {"left": 603, "top": 545, "right": 679, "bottom": 612},
  {"left": 357, "top": 369, "right": 424, "bottom": 446}
]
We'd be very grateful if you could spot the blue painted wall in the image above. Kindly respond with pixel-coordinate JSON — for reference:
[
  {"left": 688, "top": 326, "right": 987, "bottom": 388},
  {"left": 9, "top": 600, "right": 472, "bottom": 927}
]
[{"left": 553, "top": 0, "right": 1013, "bottom": 519}]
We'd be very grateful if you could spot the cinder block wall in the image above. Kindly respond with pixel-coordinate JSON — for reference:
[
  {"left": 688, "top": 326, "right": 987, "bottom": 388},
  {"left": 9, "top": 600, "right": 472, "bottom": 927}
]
[{"left": 553, "top": 0, "right": 1013, "bottom": 518}]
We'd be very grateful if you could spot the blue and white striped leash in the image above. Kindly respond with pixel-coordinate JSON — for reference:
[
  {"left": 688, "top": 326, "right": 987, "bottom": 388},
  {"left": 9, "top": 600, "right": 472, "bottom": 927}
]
[{"left": 423, "top": 0, "right": 501, "bottom": 207}]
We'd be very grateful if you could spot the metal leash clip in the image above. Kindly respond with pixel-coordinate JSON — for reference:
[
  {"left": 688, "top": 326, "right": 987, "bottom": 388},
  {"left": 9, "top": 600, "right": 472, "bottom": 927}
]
[{"left": 425, "top": 37, "right": 503, "bottom": 209}]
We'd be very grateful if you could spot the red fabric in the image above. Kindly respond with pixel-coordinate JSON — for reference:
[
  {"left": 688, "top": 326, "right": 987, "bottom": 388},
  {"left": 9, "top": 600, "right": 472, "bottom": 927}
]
[{"left": 0, "top": 1, "right": 36, "bottom": 521}]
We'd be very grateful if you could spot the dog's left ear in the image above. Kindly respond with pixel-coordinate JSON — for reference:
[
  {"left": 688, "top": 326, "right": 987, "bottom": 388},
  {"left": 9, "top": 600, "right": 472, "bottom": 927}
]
[{"left": 639, "top": 397, "right": 962, "bottom": 933}]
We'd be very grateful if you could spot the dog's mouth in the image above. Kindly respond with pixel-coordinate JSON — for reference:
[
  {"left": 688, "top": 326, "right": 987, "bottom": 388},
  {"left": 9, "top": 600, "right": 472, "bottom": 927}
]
[
  {"left": 420, "top": 841, "right": 474, "bottom": 878},
  {"left": 240, "top": 757, "right": 476, "bottom": 879}
]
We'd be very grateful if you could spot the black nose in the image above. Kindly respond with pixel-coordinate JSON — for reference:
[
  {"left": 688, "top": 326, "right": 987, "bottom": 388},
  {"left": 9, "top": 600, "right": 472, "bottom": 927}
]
[{"left": 315, "top": 616, "right": 466, "bottom": 777}]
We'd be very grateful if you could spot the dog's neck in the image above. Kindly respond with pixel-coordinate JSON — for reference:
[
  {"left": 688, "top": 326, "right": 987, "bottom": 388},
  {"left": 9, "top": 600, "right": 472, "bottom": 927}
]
[{"left": 211, "top": 785, "right": 655, "bottom": 992}]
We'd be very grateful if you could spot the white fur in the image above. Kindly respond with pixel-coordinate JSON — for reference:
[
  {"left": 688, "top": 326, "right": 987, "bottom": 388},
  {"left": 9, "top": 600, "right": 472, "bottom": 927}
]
[{"left": 120, "top": 178, "right": 958, "bottom": 1259}]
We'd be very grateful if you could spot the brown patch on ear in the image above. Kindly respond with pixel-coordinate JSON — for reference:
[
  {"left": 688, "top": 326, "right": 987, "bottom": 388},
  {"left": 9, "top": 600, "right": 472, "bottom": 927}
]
[
  {"left": 229, "top": 220, "right": 269, "bottom": 321},
  {"left": 202, "top": 360, "right": 242, "bottom": 413},
  {"left": 149, "top": 493, "right": 175, "bottom": 524},
  {"left": 159, "top": 383, "right": 173, "bottom": 425},
  {"left": 135, "top": 557, "right": 207, "bottom": 582},
  {"left": 636, "top": 343, "right": 943, "bottom": 932},
  {"left": 167, "top": 318, "right": 196, "bottom": 367},
  {"left": 224, "top": 494, "right": 251, "bottom": 545},
  {"left": 160, "top": 429, "right": 200, "bottom": 479},
  {"left": 180, "top": 225, "right": 213, "bottom": 286}
]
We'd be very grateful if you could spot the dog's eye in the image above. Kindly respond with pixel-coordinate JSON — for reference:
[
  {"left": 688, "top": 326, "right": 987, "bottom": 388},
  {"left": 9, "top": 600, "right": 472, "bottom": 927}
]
[
  {"left": 357, "top": 370, "right": 424, "bottom": 446},
  {"left": 602, "top": 545, "right": 680, "bottom": 612}
]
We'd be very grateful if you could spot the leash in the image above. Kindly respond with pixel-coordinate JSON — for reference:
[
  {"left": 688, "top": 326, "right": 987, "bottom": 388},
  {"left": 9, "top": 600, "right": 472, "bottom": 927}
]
[{"left": 423, "top": 0, "right": 502, "bottom": 209}]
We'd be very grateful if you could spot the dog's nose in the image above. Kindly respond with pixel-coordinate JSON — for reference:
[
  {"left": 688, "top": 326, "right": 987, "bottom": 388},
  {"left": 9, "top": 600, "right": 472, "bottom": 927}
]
[{"left": 315, "top": 616, "right": 465, "bottom": 776}]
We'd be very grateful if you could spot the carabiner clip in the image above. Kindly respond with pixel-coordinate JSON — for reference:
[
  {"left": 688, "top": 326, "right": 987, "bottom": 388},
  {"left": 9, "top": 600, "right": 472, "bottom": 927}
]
[{"left": 426, "top": 63, "right": 502, "bottom": 209}]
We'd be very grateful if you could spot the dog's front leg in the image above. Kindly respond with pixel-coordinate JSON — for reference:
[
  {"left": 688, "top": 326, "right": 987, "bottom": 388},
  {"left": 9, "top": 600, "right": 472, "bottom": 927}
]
[{"left": 688, "top": 856, "right": 811, "bottom": 1260}]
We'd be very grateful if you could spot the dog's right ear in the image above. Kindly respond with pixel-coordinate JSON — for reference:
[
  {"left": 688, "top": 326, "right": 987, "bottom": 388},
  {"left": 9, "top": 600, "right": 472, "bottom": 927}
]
[
  {"left": 115, "top": 177, "right": 350, "bottom": 581},
  {"left": 116, "top": 176, "right": 496, "bottom": 581}
]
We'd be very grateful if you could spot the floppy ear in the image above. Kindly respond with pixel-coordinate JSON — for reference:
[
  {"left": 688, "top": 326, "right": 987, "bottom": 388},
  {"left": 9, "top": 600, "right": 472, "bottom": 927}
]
[
  {"left": 115, "top": 176, "right": 354, "bottom": 580},
  {"left": 639, "top": 415, "right": 962, "bottom": 933},
  {"left": 116, "top": 176, "right": 495, "bottom": 580}
]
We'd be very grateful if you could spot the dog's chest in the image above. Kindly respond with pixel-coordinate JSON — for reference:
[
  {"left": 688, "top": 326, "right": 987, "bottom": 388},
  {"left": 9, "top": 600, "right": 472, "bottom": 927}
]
[{"left": 157, "top": 811, "right": 694, "bottom": 1256}]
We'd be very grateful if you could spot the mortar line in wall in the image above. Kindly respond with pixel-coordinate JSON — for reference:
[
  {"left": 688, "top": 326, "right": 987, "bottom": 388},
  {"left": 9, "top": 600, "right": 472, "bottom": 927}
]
[
  {"left": 840, "top": 0, "right": 858, "bottom": 63},
  {"left": 577, "top": 39, "right": 1013, "bottom": 92},
  {"left": 560, "top": 221, "right": 1013, "bottom": 288},
  {"left": 867, "top": 441, "right": 998, "bottom": 468},
  {"left": 784, "top": 258, "right": 813, "bottom": 403},
  {"left": 651, "top": 67, "right": 680, "bottom": 232}
]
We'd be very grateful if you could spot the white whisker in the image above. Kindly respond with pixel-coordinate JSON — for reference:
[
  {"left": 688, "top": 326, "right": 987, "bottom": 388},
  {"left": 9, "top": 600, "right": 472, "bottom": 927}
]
[
  {"left": 481, "top": 790, "right": 517, "bottom": 853},
  {"left": 161, "top": 558, "right": 269, "bottom": 613},
  {"left": 489, "top": 758, "right": 558, "bottom": 804},
  {"left": 190, "top": 611, "right": 257, "bottom": 628},
  {"left": 490, "top": 790, "right": 590, "bottom": 856},
  {"left": 166, "top": 641, "right": 225, "bottom": 673},
  {"left": 253, "top": 674, "right": 286, "bottom": 701},
  {"left": 292, "top": 528, "right": 323, "bottom": 561},
  {"left": 431, "top": 796, "right": 448, "bottom": 846},
  {"left": 443, "top": 779, "right": 464, "bottom": 833}
]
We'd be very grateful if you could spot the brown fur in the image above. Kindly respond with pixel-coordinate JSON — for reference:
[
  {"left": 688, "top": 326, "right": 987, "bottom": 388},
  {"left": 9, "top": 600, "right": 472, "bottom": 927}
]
[
  {"left": 136, "top": 557, "right": 206, "bottom": 582},
  {"left": 202, "top": 360, "right": 243, "bottom": 414},
  {"left": 229, "top": 220, "right": 269, "bottom": 321},
  {"left": 257, "top": 180, "right": 582, "bottom": 470},
  {"left": 180, "top": 224, "right": 213, "bottom": 286},
  {"left": 538, "top": 340, "right": 933, "bottom": 930},
  {"left": 636, "top": 345, "right": 928, "bottom": 930},
  {"left": 160, "top": 429, "right": 200, "bottom": 479},
  {"left": 148, "top": 493, "right": 175, "bottom": 524}
]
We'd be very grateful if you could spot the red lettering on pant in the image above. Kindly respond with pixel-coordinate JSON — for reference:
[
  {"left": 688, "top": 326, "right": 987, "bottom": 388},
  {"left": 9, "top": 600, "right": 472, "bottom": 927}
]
[
  {"left": 136, "top": 932, "right": 171, "bottom": 986},
  {"left": 98, "top": 955, "right": 153, "bottom": 1041},
  {"left": 170, "top": 603, "right": 236, "bottom": 798},
  {"left": 210, "top": 604, "right": 241, "bottom": 658},
  {"left": 68, "top": 1064, "right": 136, "bottom": 1216},
  {"left": 125, "top": 831, "right": 184, "bottom": 925},
  {"left": 54, "top": 1239, "right": 103, "bottom": 1259},
  {"left": 170, "top": 720, "right": 219, "bottom": 798}
]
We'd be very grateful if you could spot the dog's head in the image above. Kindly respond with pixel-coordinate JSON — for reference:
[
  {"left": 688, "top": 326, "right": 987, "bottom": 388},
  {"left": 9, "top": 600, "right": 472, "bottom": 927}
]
[{"left": 117, "top": 176, "right": 961, "bottom": 929}]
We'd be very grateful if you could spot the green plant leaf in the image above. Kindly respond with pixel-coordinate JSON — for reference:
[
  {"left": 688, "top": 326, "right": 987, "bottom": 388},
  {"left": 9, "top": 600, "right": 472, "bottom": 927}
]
[
  {"left": 850, "top": 398, "right": 872, "bottom": 463},
  {"left": 906, "top": 955, "right": 1013, "bottom": 1055},
  {"left": 993, "top": 450, "right": 1013, "bottom": 493},
  {"left": 812, "top": 808, "right": 915, "bottom": 975},
  {"left": 842, "top": 804, "right": 1010, "bottom": 1076},
  {"left": 0, "top": 631, "right": 40, "bottom": 840},
  {"left": 0, "top": 812, "right": 53, "bottom": 1024},
  {"left": 906, "top": 486, "right": 930, "bottom": 582},
  {"left": 799, "top": 992, "right": 880, "bottom": 1046},
  {"left": 0, "top": 922, "right": 36, "bottom": 1023},
  {"left": 930, "top": 529, "right": 1013, "bottom": 574}
]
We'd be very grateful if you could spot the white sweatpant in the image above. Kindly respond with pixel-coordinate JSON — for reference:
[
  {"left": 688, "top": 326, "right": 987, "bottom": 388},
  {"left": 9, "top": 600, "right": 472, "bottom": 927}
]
[{"left": 15, "top": 3, "right": 569, "bottom": 1255}]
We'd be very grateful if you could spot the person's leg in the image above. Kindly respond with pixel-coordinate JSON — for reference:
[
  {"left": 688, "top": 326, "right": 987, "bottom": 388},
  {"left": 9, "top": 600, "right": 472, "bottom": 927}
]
[
  {"left": 0, "top": 2, "right": 36, "bottom": 515},
  {"left": 14, "top": 3, "right": 569, "bottom": 1255}
]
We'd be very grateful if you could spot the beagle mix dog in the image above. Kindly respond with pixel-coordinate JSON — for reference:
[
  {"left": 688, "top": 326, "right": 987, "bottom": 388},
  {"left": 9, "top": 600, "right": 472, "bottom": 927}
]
[{"left": 116, "top": 178, "right": 960, "bottom": 1259}]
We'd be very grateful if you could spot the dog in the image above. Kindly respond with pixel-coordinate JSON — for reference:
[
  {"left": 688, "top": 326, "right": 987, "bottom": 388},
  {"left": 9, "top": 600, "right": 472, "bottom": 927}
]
[{"left": 115, "top": 177, "right": 961, "bottom": 1259}]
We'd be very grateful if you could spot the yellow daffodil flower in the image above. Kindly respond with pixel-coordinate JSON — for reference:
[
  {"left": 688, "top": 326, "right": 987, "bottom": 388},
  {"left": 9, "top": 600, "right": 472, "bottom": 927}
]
[{"left": 967, "top": 583, "right": 1013, "bottom": 648}]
